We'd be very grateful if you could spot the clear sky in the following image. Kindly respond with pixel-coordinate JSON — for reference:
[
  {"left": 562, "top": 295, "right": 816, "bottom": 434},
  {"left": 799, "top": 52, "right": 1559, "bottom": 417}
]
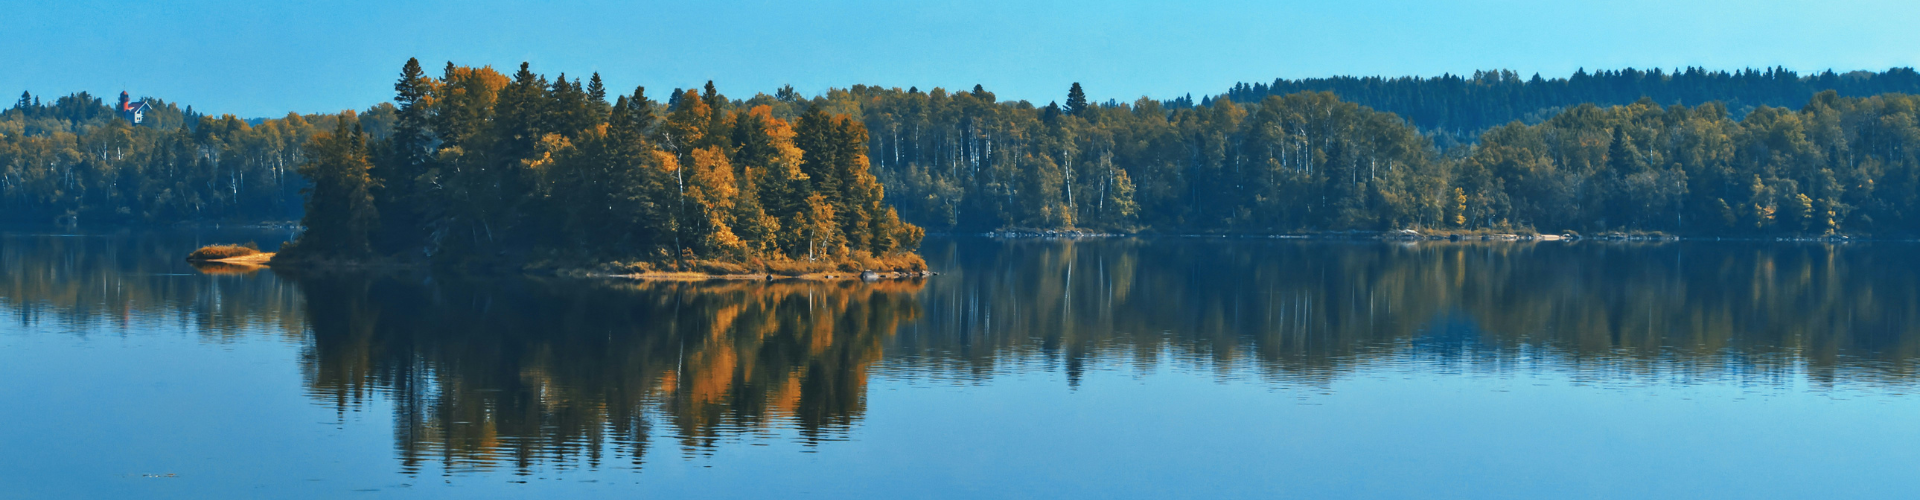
[{"left": 6, "top": 0, "right": 1919, "bottom": 118}]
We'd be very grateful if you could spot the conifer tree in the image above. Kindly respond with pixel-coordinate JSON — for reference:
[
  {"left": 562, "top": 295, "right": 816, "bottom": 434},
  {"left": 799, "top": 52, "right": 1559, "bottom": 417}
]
[
  {"left": 586, "top": 73, "right": 607, "bottom": 105},
  {"left": 285, "top": 119, "right": 380, "bottom": 258},
  {"left": 701, "top": 81, "right": 734, "bottom": 151},
  {"left": 1065, "top": 82, "right": 1088, "bottom": 116},
  {"left": 370, "top": 58, "right": 437, "bottom": 252}
]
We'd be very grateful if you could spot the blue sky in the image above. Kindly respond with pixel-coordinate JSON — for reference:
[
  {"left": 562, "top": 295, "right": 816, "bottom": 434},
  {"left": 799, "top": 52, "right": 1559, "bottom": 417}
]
[{"left": 6, "top": 0, "right": 1919, "bottom": 117}]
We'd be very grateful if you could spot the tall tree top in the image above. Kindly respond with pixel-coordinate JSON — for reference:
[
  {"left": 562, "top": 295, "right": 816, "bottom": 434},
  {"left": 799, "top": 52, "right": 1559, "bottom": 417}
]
[
  {"left": 1066, "top": 82, "right": 1088, "bottom": 116},
  {"left": 587, "top": 73, "right": 607, "bottom": 105},
  {"left": 395, "top": 58, "right": 427, "bottom": 105}
]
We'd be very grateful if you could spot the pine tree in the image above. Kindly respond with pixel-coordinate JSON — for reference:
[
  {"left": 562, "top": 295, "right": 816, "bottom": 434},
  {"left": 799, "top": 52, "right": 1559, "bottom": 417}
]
[
  {"left": 285, "top": 119, "right": 380, "bottom": 259},
  {"left": 549, "top": 73, "right": 595, "bottom": 138},
  {"left": 497, "top": 62, "right": 550, "bottom": 158},
  {"left": 701, "top": 81, "right": 734, "bottom": 151},
  {"left": 732, "top": 105, "right": 810, "bottom": 255},
  {"left": 1065, "top": 82, "right": 1088, "bottom": 116},
  {"left": 586, "top": 73, "right": 607, "bottom": 105},
  {"left": 608, "top": 86, "right": 672, "bottom": 250},
  {"left": 370, "top": 57, "right": 437, "bottom": 254}
]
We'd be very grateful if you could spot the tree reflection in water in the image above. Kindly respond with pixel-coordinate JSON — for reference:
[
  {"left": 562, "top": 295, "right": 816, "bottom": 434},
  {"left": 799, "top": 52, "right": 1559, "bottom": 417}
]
[
  {"left": 10, "top": 231, "right": 1920, "bottom": 476},
  {"left": 286, "top": 273, "right": 924, "bottom": 474},
  {"left": 898, "top": 238, "right": 1920, "bottom": 389}
]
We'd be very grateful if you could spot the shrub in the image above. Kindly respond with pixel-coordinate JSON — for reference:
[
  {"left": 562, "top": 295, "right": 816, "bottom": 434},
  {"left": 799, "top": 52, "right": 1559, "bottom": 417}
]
[
  {"left": 763, "top": 259, "right": 835, "bottom": 276},
  {"left": 693, "top": 260, "right": 750, "bottom": 275}
]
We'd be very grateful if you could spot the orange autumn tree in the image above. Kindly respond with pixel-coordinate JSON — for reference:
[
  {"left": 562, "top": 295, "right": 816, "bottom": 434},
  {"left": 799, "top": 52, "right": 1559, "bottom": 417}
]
[{"left": 288, "top": 58, "right": 922, "bottom": 271}]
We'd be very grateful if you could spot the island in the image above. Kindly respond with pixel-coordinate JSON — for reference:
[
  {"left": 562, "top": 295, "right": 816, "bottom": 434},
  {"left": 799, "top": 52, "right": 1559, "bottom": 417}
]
[{"left": 267, "top": 59, "right": 925, "bottom": 279}]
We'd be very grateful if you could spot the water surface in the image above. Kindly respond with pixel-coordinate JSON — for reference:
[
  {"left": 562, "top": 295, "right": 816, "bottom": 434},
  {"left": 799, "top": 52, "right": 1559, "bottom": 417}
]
[{"left": 3, "top": 231, "right": 1919, "bottom": 498}]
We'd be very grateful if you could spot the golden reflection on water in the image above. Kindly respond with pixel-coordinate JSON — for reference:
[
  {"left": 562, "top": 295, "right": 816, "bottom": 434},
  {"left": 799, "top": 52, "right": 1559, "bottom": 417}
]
[
  {"left": 188, "top": 261, "right": 266, "bottom": 275},
  {"left": 9, "top": 231, "right": 1920, "bottom": 474},
  {"left": 287, "top": 274, "right": 925, "bottom": 473}
]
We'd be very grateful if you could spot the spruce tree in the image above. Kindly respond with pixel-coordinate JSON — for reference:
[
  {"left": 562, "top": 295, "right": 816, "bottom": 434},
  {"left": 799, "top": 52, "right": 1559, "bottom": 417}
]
[
  {"left": 496, "top": 62, "right": 551, "bottom": 160},
  {"left": 1065, "top": 82, "right": 1088, "bottom": 116},
  {"left": 371, "top": 57, "right": 435, "bottom": 254},
  {"left": 700, "top": 81, "right": 733, "bottom": 150},
  {"left": 586, "top": 73, "right": 608, "bottom": 107},
  {"left": 287, "top": 119, "right": 380, "bottom": 259}
]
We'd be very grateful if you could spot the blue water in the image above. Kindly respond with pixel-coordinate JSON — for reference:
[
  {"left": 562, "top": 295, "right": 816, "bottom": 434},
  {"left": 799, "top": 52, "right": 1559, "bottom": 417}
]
[{"left": 3, "top": 231, "right": 1918, "bottom": 498}]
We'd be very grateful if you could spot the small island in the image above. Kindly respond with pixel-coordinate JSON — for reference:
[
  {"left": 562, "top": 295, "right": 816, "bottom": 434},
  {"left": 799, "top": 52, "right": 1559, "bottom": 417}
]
[
  {"left": 185, "top": 243, "right": 277, "bottom": 275},
  {"left": 268, "top": 59, "right": 925, "bottom": 278}
]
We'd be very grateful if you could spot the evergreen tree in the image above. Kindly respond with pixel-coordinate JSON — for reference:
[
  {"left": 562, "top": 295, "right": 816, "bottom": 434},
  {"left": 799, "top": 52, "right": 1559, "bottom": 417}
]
[
  {"left": 370, "top": 57, "right": 436, "bottom": 253},
  {"left": 1065, "top": 82, "right": 1088, "bottom": 116},
  {"left": 284, "top": 119, "right": 380, "bottom": 259},
  {"left": 586, "top": 73, "right": 607, "bottom": 105}
]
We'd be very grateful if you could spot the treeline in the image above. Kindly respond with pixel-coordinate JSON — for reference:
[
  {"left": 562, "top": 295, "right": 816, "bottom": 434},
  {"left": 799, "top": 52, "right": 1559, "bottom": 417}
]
[
  {"left": 0, "top": 90, "right": 392, "bottom": 223},
  {"left": 1454, "top": 93, "right": 1920, "bottom": 234},
  {"left": 848, "top": 84, "right": 1920, "bottom": 235},
  {"left": 278, "top": 59, "right": 922, "bottom": 269},
  {"left": 21, "top": 64, "right": 1920, "bottom": 237},
  {"left": 1217, "top": 67, "right": 1920, "bottom": 136},
  {"left": 847, "top": 86, "right": 1442, "bottom": 231}
]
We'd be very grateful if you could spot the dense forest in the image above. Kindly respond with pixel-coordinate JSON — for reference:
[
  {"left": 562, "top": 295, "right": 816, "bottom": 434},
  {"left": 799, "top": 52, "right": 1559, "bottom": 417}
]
[
  {"left": 14, "top": 63, "right": 1920, "bottom": 239},
  {"left": 855, "top": 84, "right": 1920, "bottom": 235},
  {"left": 276, "top": 59, "right": 923, "bottom": 271},
  {"left": 1218, "top": 67, "right": 1920, "bottom": 138},
  {"left": 0, "top": 90, "right": 391, "bottom": 224}
]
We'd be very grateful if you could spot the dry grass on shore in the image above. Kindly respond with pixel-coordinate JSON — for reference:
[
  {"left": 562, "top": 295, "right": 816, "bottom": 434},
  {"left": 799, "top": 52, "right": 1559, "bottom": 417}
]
[
  {"left": 186, "top": 243, "right": 275, "bottom": 268},
  {"left": 546, "top": 251, "right": 930, "bottom": 280},
  {"left": 186, "top": 243, "right": 260, "bottom": 261}
]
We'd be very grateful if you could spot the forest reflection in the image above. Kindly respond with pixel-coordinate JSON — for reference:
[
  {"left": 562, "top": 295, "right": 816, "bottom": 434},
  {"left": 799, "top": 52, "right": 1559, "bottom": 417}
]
[
  {"left": 287, "top": 273, "right": 926, "bottom": 473},
  {"left": 10, "top": 231, "right": 1920, "bottom": 475},
  {"left": 904, "top": 238, "right": 1920, "bottom": 388},
  {"left": 0, "top": 230, "right": 300, "bottom": 338}
]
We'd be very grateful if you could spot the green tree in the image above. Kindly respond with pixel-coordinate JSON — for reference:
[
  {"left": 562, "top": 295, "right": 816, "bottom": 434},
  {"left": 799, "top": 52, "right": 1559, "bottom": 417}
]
[
  {"left": 1065, "top": 82, "right": 1088, "bottom": 116},
  {"left": 284, "top": 118, "right": 380, "bottom": 259}
]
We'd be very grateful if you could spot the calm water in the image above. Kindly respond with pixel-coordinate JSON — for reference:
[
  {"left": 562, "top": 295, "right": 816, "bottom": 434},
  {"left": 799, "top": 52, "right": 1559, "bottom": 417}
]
[{"left": 4, "top": 231, "right": 1920, "bottom": 498}]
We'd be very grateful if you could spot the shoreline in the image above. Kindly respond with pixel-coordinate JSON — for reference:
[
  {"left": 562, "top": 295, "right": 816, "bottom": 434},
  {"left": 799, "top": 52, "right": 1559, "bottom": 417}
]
[
  {"left": 205, "top": 252, "right": 276, "bottom": 265},
  {"left": 946, "top": 230, "right": 1873, "bottom": 243},
  {"left": 259, "top": 252, "right": 934, "bottom": 282},
  {"left": 603, "top": 270, "right": 934, "bottom": 282}
]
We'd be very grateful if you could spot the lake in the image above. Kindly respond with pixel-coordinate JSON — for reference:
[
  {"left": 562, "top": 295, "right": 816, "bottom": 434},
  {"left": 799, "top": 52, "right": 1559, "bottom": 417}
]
[{"left": 3, "top": 230, "right": 1919, "bottom": 498}]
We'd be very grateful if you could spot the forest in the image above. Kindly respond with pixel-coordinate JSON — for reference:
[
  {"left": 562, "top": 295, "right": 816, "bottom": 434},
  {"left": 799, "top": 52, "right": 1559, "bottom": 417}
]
[
  {"left": 275, "top": 59, "right": 923, "bottom": 271},
  {"left": 1219, "top": 66, "right": 1920, "bottom": 138},
  {"left": 0, "top": 90, "right": 391, "bottom": 224},
  {"left": 848, "top": 82, "right": 1920, "bottom": 235},
  {"left": 11, "top": 63, "right": 1920, "bottom": 241}
]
